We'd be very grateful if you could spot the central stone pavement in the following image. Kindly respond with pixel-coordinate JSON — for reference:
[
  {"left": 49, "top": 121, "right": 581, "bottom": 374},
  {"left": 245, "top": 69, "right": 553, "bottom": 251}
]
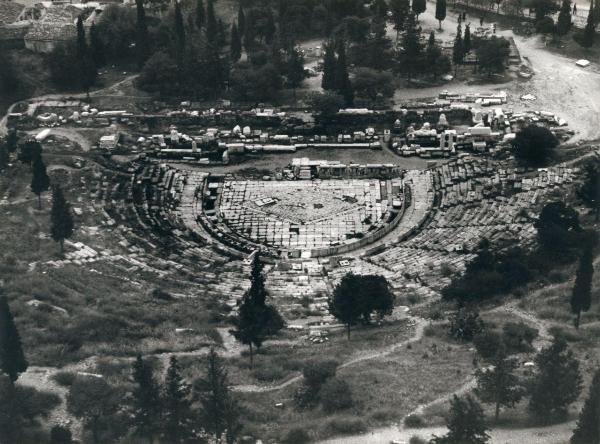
[{"left": 218, "top": 180, "right": 391, "bottom": 252}]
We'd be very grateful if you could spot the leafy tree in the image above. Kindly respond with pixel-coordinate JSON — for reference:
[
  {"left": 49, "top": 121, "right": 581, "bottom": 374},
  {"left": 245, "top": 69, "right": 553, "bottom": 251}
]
[
  {"left": 436, "top": 0, "right": 447, "bottom": 29},
  {"left": 578, "top": 161, "right": 600, "bottom": 220},
  {"left": 390, "top": 0, "right": 411, "bottom": 37},
  {"left": 512, "top": 124, "right": 558, "bottom": 165},
  {"left": 50, "top": 185, "right": 75, "bottom": 253},
  {"left": 329, "top": 273, "right": 395, "bottom": 338},
  {"left": 412, "top": 0, "right": 427, "bottom": 19},
  {"left": 321, "top": 42, "right": 337, "bottom": 91},
  {"left": 449, "top": 306, "right": 485, "bottom": 341},
  {"left": 130, "top": 355, "right": 162, "bottom": 442},
  {"left": 535, "top": 201, "right": 580, "bottom": 254},
  {"left": 18, "top": 140, "right": 41, "bottom": 165},
  {"left": 556, "top": 0, "right": 573, "bottom": 35},
  {"left": 67, "top": 377, "right": 119, "bottom": 444},
  {"left": 571, "top": 246, "right": 594, "bottom": 328},
  {"left": 352, "top": 67, "right": 395, "bottom": 102},
  {"left": 135, "top": 0, "right": 149, "bottom": 69},
  {"left": 163, "top": 356, "right": 194, "bottom": 443},
  {"left": 137, "top": 51, "right": 179, "bottom": 96},
  {"left": 529, "top": 337, "right": 582, "bottom": 420},
  {"left": 309, "top": 91, "right": 344, "bottom": 116},
  {"left": 476, "top": 36, "right": 510, "bottom": 76},
  {"left": 230, "top": 23, "right": 242, "bottom": 62},
  {"left": 430, "top": 395, "right": 490, "bottom": 444},
  {"left": 475, "top": 353, "right": 524, "bottom": 421},
  {"left": 571, "top": 368, "right": 600, "bottom": 444},
  {"left": 230, "top": 254, "right": 284, "bottom": 365},
  {"left": 196, "top": 348, "right": 240, "bottom": 443},
  {"left": 31, "top": 155, "right": 50, "bottom": 210},
  {"left": 0, "top": 295, "right": 28, "bottom": 383},
  {"left": 196, "top": 0, "right": 205, "bottom": 29},
  {"left": 229, "top": 62, "right": 283, "bottom": 103},
  {"left": 95, "top": 4, "right": 137, "bottom": 63},
  {"left": 534, "top": 0, "right": 559, "bottom": 21}
]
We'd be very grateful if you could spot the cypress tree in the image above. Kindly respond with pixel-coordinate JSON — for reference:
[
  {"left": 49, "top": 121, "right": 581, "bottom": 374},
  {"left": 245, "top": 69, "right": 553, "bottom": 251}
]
[
  {"left": 31, "top": 155, "right": 50, "bottom": 210},
  {"left": 401, "top": 13, "right": 423, "bottom": 79},
  {"left": 50, "top": 185, "right": 74, "bottom": 253},
  {"left": 89, "top": 23, "right": 105, "bottom": 68},
  {"left": 6, "top": 129, "right": 17, "bottom": 154},
  {"left": 391, "top": 0, "right": 410, "bottom": 38},
  {"left": 163, "top": 356, "right": 194, "bottom": 443},
  {"left": 237, "top": 4, "right": 246, "bottom": 37},
  {"left": 174, "top": 0, "right": 186, "bottom": 62},
  {"left": 578, "top": 162, "right": 600, "bottom": 221},
  {"left": 0, "top": 142, "right": 8, "bottom": 170},
  {"left": 436, "top": 0, "right": 447, "bottom": 30},
  {"left": 230, "top": 254, "right": 283, "bottom": 366},
  {"left": 230, "top": 22, "right": 242, "bottom": 62},
  {"left": 557, "top": 0, "right": 573, "bottom": 36},
  {"left": 453, "top": 23, "right": 464, "bottom": 75},
  {"left": 464, "top": 23, "right": 472, "bottom": 53},
  {"left": 75, "top": 16, "right": 96, "bottom": 98},
  {"left": 196, "top": 0, "right": 205, "bottom": 29},
  {"left": 581, "top": 0, "right": 596, "bottom": 47},
  {"left": 131, "top": 355, "right": 162, "bottom": 443},
  {"left": 135, "top": 0, "right": 149, "bottom": 69},
  {"left": 571, "top": 246, "right": 594, "bottom": 328},
  {"left": 206, "top": 0, "right": 218, "bottom": 45},
  {"left": 76, "top": 15, "right": 86, "bottom": 59},
  {"left": 321, "top": 42, "right": 337, "bottom": 91},
  {"left": 0, "top": 294, "right": 28, "bottom": 383},
  {"left": 335, "top": 40, "right": 354, "bottom": 107},
  {"left": 285, "top": 47, "right": 306, "bottom": 97},
  {"left": 571, "top": 368, "right": 600, "bottom": 444}
]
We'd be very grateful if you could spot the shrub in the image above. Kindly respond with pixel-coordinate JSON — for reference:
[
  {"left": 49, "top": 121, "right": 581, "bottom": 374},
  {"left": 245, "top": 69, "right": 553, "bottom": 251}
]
[
  {"left": 473, "top": 330, "right": 504, "bottom": 359},
  {"left": 52, "top": 371, "right": 77, "bottom": 387},
  {"left": 404, "top": 413, "right": 425, "bottom": 428},
  {"left": 409, "top": 435, "right": 428, "bottom": 444},
  {"left": 282, "top": 428, "right": 311, "bottom": 444},
  {"left": 323, "top": 417, "right": 367, "bottom": 435},
  {"left": 536, "top": 16, "right": 555, "bottom": 33},
  {"left": 449, "top": 308, "right": 485, "bottom": 341},
  {"left": 320, "top": 378, "right": 354, "bottom": 412},
  {"left": 50, "top": 425, "right": 72, "bottom": 444},
  {"left": 303, "top": 359, "right": 339, "bottom": 391},
  {"left": 502, "top": 322, "right": 538, "bottom": 353},
  {"left": 253, "top": 365, "right": 286, "bottom": 383}
]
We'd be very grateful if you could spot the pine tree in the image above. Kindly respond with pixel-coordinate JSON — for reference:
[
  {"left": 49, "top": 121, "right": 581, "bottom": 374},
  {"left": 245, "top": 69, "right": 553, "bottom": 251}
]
[
  {"left": 131, "top": 355, "right": 162, "bottom": 443},
  {"left": 529, "top": 337, "right": 582, "bottom": 420},
  {"left": 196, "top": 0, "right": 205, "bottom": 29},
  {"left": 0, "top": 295, "right": 28, "bottom": 383},
  {"left": 321, "top": 42, "right": 337, "bottom": 91},
  {"left": 453, "top": 23, "right": 465, "bottom": 75},
  {"left": 431, "top": 395, "right": 490, "bottom": 444},
  {"left": 196, "top": 348, "right": 240, "bottom": 443},
  {"left": 50, "top": 185, "right": 74, "bottom": 253},
  {"left": 571, "top": 246, "right": 594, "bottom": 328},
  {"left": 436, "top": 0, "right": 447, "bottom": 30},
  {"left": 412, "top": 0, "right": 427, "bottom": 20},
  {"left": 230, "top": 254, "right": 284, "bottom": 366},
  {"left": 163, "top": 356, "right": 194, "bottom": 443},
  {"left": 571, "top": 368, "right": 600, "bottom": 444},
  {"left": 475, "top": 353, "right": 524, "bottom": 421},
  {"left": 557, "top": 0, "right": 573, "bottom": 35},
  {"left": 464, "top": 24, "right": 472, "bottom": 53},
  {"left": 31, "top": 155, "right": 50, "bottom": 210},
  {"left": 89, "top": 23, "right": 105, "bottom": 68},
  {"left": 230, "top": 22, "right": 242, "bottom": 62},
  {"left": 581, "top": 0, "right": 596, "bottom": 47},
  {"left": 335, "top": 40, "right": 354, "bottom": 107},
  {"left": 135, "top": 0, "right": 149, "bottom": 69}
]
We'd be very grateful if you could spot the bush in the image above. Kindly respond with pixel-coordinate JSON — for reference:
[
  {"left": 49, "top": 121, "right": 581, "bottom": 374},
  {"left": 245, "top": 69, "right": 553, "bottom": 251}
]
[
  {"left": 282, "top": 428, "right": 311, "bottom": 444},
  {"left": 502, "top": 322, "right": 538, "bottom": 353},
  {"left": 409, "top": 436, "right": 428, "bottom": 444},
  {"left": 253, "top": 365, "right": 286, "bottom": 383},
  {"left": 323, "top": 417, "right": 367, "bottom": 435},
  {"left": 512, "top": 125, "right": 558, "bottom": 166},
  {"left": 303, "top": 359, "right": 339, "bottom": 390},
  {"left": 404, "top": 414, "right": 425, "bottom": 428},
  {"left": 536, "top": 16, "right": 555, "bottom": 33},
  {"left": 449, "top": 308, "right": 485, "bottom": 341},
  {"left": 52, "top": 371, "right": 77, "bottom": 387},
  {"left": 473, "top": 330, "right": 504, "bottom": 359},
  {"left": 320, "top": 378, "right": 354, "bottom": 412},
  {"left": 50, "top": 425, "right": 72, "bottom": 444}
]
